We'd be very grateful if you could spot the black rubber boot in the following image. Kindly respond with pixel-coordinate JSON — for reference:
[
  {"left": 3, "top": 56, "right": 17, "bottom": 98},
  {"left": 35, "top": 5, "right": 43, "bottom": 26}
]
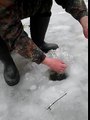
[
  {"left": 30, "top": 14, "right": 59, "bottom": 53},
  {"left": 0, "top": 37, "right": 20, "bottom": 86}
]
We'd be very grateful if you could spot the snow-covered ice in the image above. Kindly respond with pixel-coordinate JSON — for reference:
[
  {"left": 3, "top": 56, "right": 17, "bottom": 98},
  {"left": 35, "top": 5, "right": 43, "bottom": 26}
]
[{"left": 0, "top": 1, "right": 88, "bottom": 120}]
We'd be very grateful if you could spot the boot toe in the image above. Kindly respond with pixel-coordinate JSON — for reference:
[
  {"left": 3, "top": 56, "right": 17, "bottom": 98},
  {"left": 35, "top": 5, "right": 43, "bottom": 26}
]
[
  {"left": 4, "top": 66, "right": 20, "bottom": 86},
  {"left": 4, "top": 72, "right": 20, "bottom": 86},
  {"left": 40, "top": 43, "right": 59, "bottom": 53}
]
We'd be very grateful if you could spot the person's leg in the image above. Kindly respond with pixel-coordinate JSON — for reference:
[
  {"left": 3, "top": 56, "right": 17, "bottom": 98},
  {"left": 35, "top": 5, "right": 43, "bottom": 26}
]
[
  {"left": 30, "top": 13, "right": 58, "bottom": 53},
  {"left": 30, "top": 0, "right": 58, "bottom": 53},
  {"left": 0, "top": 37, "right": 20, "bottom": 86}
]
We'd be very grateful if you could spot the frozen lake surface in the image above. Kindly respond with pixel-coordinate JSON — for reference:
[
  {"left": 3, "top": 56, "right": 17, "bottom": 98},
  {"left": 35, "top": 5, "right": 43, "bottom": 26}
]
[{"left": 0, "top": 1, "right": 88, "bottom": 120}]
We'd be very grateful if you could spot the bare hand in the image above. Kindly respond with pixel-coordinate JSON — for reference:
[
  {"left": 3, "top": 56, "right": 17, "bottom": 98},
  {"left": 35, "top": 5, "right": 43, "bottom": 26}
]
[
  {"left": 83, "top": 26, "right": 88, "bottom": 39},
  {"left": 42, "top": 57, "right": 67, "bottom": 73},
  {"left": 80, "top": 16, "right": 88, "bottom": 39}
]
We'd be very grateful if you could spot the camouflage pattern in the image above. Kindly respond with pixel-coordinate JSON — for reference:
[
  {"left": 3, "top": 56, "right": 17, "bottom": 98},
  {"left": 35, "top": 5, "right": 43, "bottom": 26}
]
[
  {"left": 0, "top": 1, "right": 47, "bottom": 64},
  {"left": 55, "top": 0, "right": 88, "bottom": 20},
  {"left": 15, "top": 0, "right": 52, "bottom": 19},
  {"left": 14, "top": 31, "right": 46, "bottom": 64},
  {"left": 0, "top": 0, "right": 88, "bottom": 64}
]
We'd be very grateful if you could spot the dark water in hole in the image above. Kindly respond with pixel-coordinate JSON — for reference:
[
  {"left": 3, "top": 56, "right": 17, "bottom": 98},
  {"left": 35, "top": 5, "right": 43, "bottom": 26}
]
[{"left": 49, "top": 70, "right": 68, "bottom": 81}]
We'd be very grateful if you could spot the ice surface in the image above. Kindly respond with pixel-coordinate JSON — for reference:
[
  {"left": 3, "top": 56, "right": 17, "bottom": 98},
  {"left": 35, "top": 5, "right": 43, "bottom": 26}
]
[{"left": 0, "top": 1, "right": 88, "bottom": 120}]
